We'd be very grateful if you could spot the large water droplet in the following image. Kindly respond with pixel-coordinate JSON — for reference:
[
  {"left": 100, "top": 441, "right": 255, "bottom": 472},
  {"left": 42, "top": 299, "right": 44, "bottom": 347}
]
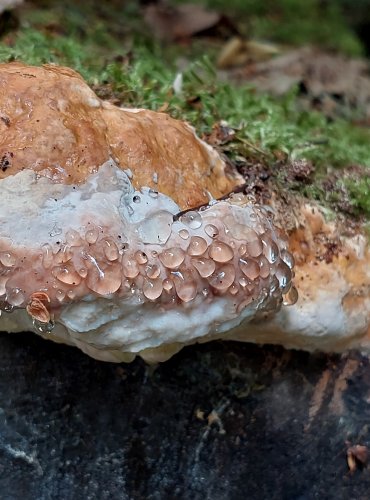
[
  {"left": 54, "top": 265, "right": 82, "bottom": 286},
  {"left": 245, "top": 238, "right": 263, "bottom": 258},
  {"left": 204, "top": 224, "right": 219, "bottom": 238},
  {"left": 259, "top": 256, "right": 271, "bottom": 279},
  {"left": 179, "top": 229, "right": 189, "bottom": 240},
  {"left": 239, "top": 257, "right": 260, "bottom": 280},
  {"left": 209, "top": 241, "right": 234, "bottom": 263},
  {"left": 280, "top": 249, "right": 295, "bottom": 269},
  {"left": 275, "top": 261, "right": 292, "bottom": 291},
  {"left": 122, "top": 255, "right": 139, "bottom": 278},
  {"left": 42, "top": 243, "right": 54, "bottom": 269},
  {"left": 135, "top": 251, "right": 148, "bottom": 265},
  {"left": 179, "top": 211, "right": 202, "bottom": 230},
  {"left": 66, "top": 229, "right": 82, "bottom": 247},
  {"left": 137, "top": 210, "right": 173, "bottom": 245},
  {"left": 0, "top": 252, "right": 16, "bottom": 267},
  {"left": 103, "top": 239, "right": 119, "bottom": 261},
  {"left": 7, "top": 287, "right": 25, "bottom": 307},
  {"left": 85, "top": 227, "right": 99, "bottom": 244},
  {"left": 187, "top": 236, "right": 208, "bottom": 256},
  {"left": 262, "top": 236, "right": 279, "bottom": 264},
  {"left": 146, "top": 264, "right": 161, "bottom": 279},
  {"left": 159, "top": 248, "right": 185, "bottom": 269},
  {"left": 143, "top": 278, "right": 163, "bottom": 300},
  {"left": 174, "top": 277, "right": 197, "bottom": 303},
  {"left": 86, "top": 262, "right": 122, "bottom": 295},
  {"left": 283, "top": 285, "right": 298, "bottom": 305},
  {"left": 209, "top": 264, "right": 235, "bottom": 291},
  {"left": 191, "top": 257, "right": 215, "bottom": 278}
]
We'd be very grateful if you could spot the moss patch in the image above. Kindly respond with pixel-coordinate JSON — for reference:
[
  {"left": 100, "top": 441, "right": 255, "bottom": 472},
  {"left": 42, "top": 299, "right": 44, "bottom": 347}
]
[{"left": 0, "top": 0, "right": 369, "bottom": 221}]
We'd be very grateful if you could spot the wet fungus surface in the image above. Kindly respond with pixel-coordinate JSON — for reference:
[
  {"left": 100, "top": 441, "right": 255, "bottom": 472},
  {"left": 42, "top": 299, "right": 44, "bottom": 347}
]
[
  {"left": 1, "top": 62, "right": 368, "bottom": 363},
  {"left": 0, "top": 163, "right": 297, "bottom": 334}
]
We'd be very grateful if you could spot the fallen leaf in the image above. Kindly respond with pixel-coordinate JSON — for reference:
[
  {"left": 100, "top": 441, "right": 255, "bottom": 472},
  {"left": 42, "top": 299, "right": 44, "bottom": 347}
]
[
  {"left": 227, "top": 47, "right": 370, "bottom": 120},
  {"left": 144, "top": 2, "right": 221, "bottom": 41},
  {"left": 347, "top": 444, "right": 369, "bottom": 472}
]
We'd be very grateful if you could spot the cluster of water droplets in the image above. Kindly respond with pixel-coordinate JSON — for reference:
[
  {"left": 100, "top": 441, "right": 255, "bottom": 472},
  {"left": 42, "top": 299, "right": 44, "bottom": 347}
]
[{"left": 0, "top": 191, "right": 297, "bottom": 332}]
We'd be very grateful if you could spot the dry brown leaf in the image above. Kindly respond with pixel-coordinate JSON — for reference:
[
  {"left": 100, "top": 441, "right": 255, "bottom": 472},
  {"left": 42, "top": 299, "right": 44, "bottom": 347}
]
[{"left": 144, "top": 2, "right": 221, "bottom": 41}]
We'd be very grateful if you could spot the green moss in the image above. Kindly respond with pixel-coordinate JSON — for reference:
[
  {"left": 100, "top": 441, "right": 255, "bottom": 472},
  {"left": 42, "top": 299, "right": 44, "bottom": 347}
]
[
  {"left": 0, "top": 1, "right": 368, "bottom": 220},
  {"left": 345, "top": 178, "right": 370, "bottom": 217}
]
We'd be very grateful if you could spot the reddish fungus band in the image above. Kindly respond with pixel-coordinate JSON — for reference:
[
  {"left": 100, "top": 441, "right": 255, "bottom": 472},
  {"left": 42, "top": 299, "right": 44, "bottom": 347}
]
[{"left": 0, "top": 197, "right": 297, "bottom": 330}]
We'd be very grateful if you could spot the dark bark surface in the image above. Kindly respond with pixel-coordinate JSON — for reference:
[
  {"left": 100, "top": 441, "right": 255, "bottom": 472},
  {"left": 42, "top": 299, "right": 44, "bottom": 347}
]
[{"left": 0, "top": 331, "right": 369, "bottom": 500}]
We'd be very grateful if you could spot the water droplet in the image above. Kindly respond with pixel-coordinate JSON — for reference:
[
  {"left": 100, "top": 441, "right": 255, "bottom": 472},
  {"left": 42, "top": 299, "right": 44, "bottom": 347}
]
[
  {"left": 275, "top": 261, "right": 292, "bottom": 291},
  {"left": 55, "top": 245, "right": 73, "bottom": 264},
  {"left": 238, "top": 277, "right": 248, "bottom": 287},
  {"left": 209, "top": 264, "right": 235, "bottom": 291},
  {"left": 122, "top": 256, "right": 139, "bottom": 278},
  {"left": 175, "top": 279, "right": 197, "bottom": 303},
  {"left": 191, "top": 257, "right": 215, "bottom": 278},
  {"left": 133, "top": 195, "right": 141, "bottom": 203},
  {"left": 85, "top": 227, "right": 99, "bottom": 244},
  {"left": 204, "top": 224, "right": 219, "bottom": 238},
  {"left": 86, "top": 262, "right": 122, "bottom": 295},
  {"left": 259, "top": 256, "right": 271, "bottom": 279},
  {"left": 78, "top": 267, "right": 88, "bottom": 278},
  {"left": 54, "top": 265, "right": 82, "bottom": 286},
  {"left": 67, "top": 290, "right": 75, "bottom": 299},
  {"left": 179, "top": 229, "right": 189, "bottom": 240},
  {"left": 149, "top": 189, "right": 158, "bottom": 198},
  {"left": 56, "top": 289, "right": 66, "bottom": 302},
  {"left": 7, "top": 287, "right": 25, "bottom": 307},
  {"left": 50, "top": 224, "right": 62, "bottom": 237},
  {"left": 33, "top": 318, "right": 55, "bottom": 334},
  {"left": 137, "top": 210, "right": 173, "bottom": 245},
  {"left": 229, "top": 284, "right": 239, "bottom": 295},
  {"left": 135, "top": 251, "right": 148, "bottom": 265},
  {"left": 146, "top": 264, "right": 161, "bottom": 279},
  {"left": 162, "top": 279, "right": 174, "bottom": 292},
  {"left": 283, "top": 285, "right": 298, "bottom": 305},
  {"left": 0, "top": 274, "right": 9, "bottom": 295},
  {"left": 238, "top": 244, "right": 247, "bottom": 256},
  {"left": 239, "top": 257, "right": 260, "bottom": 280},
  {"left": 262, "top": 236, "right": 279, "bottom": 264},
  {"left": 143, "top": 278, "right": 163, "bottom": 300},
  {"left": 159, "top": 248, "right": 185, "bottom": 269},
  {"left": 280, "top": 249, "right": 295, "bottom": 269},
  {"left": 245, "top": 238, "right": 263, "bottom": 258},
  {"left": 209, "top": 241, "right": 234, "bottom": 263},
  {"left": 0, "top": 300, "right": 14, "bottom": 313},
  {"left": 179, "top": 211, "right": 202, "bottom": 229},
  {"left": 187, "top": 236, "right": 208, "bottom": 256},
  {"left": 0, "top": 252, "right": 16, "bottom": 267},
  {"left": 42, "top": 243, "right": 53, "bottom": 269},
  {"left": 103, "top": 239, "right": 119, "bottom": 261},
  {"left": 66, "top": 229, "right": 82, "bottom": 247}
]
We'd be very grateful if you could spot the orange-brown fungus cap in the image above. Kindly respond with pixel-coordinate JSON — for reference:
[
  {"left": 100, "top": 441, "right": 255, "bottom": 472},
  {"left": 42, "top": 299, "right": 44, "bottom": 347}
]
[{"left": 0, "top": 62, "right": 242, "bottom": 209}]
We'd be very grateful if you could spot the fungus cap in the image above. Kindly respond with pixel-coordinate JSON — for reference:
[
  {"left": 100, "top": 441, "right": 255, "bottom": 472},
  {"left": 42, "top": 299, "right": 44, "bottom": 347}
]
[{"left": 0, "top": 63, "right": 368, "bottom": 362}]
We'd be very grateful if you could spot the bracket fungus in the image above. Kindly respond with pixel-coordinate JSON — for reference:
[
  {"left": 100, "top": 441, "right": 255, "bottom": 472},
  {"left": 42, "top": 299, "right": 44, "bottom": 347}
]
[{"left": 0, "top": 63, "right": 369, "bottom": 362}]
